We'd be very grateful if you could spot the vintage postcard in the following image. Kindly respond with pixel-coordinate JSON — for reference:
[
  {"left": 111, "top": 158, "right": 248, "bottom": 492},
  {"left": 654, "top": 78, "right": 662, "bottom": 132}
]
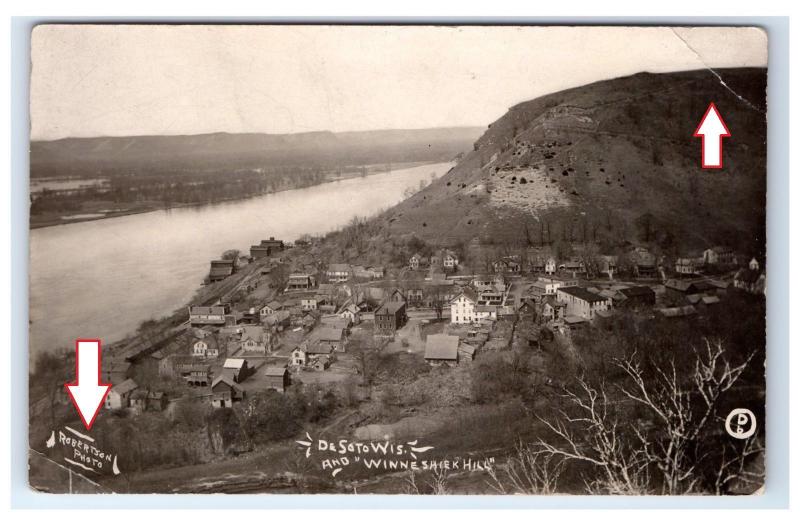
[{"left": 28, "top": 24, "right": 767, "bottom": 495}]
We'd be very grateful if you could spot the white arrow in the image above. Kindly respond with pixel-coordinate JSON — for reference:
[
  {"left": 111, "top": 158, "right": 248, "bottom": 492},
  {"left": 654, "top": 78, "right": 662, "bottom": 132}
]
[
  {"left": 64, "top": 339, "right": 112, "bottom": 430},
  {"left": 693, "top": 102, "right": 731, "bottom": 169}
]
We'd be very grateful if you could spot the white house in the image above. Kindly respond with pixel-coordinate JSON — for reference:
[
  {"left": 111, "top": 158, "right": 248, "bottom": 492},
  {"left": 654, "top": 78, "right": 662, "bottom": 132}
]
[
  {"left": 450, "top": 288, "right": 479, "bottom": 324},
  {"left": 239, "top": 326, "right": 272, "bottom": 354},
  {"left": 326, "top": 263, "right": 352, "bottom": 283},
  {"left": 441, "top": 250, "right": 459, "bottom": 270},
  {"left": 749, "top": 257, "right": 760, "bottom": 270},
  {"left": 290, "top": 346, "right": 306, "bottom": 367},
  {"left": 192, "top": 335, "right": 220, "bottom": 359},
  {"left": 409, "top": 253, "right": 425, "bottom": 270},
  {"left": 260, "top": 301, "right": 282, "bottom": 317},
  {"left": 703, "top": 246, "right": 735, "bottom": 265},
  {"left": 545, "top": 257, "right": 557, "bottom": 275},
  {"left": 300, "top": 297, "right": 318, "bottom": 311},
  {"left": 675, "top": 257, "right": 701, "bottom": 275},
  {"left": 338, "top": 303, "right": 361, "bottom": 325}
]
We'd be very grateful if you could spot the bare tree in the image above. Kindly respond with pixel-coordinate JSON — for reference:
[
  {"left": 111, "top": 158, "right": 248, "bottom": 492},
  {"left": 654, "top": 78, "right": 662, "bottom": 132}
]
[
  {"left": 403, "top": 467, "right": 450, "bottom": 495},
  {"left": 534, "top": 339, "right": 757, "bottom": 495},
  {"left": 487, "top": 442, "right": 564, "bottom": 494}
]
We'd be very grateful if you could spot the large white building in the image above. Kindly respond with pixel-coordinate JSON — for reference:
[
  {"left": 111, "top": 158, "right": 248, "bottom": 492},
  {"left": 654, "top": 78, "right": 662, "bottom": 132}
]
[
  {"left": 450, "top": 288, "right": 479, "bottom": 324},
  {"left": 556, "top": 286, "right": 610, "bottom": 320}
]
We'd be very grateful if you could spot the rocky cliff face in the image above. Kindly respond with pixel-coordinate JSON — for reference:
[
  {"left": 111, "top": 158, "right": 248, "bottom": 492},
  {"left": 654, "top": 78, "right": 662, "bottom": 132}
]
[{"left": 381, "top": 68, "right": 767, "bottom": 256}]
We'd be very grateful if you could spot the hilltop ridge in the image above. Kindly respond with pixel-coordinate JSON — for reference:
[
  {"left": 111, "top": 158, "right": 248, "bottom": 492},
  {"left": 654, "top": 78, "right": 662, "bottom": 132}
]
[{"left": 379, "top": 68, "right": 767, "bottom": 256}]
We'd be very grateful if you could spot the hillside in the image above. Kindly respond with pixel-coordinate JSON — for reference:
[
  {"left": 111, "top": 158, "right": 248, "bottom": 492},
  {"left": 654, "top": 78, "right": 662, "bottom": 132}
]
[
  {"left": 30, "top": 127, "right": 484, "bottom": 178},
  {"left": 379, "top": 68, "right": 767, "bottom": 256}
]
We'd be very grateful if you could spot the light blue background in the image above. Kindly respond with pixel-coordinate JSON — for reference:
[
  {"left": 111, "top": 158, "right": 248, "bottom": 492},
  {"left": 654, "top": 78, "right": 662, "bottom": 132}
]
[{"left": 10, "top": 16, "right": 789, "bottom": 509}]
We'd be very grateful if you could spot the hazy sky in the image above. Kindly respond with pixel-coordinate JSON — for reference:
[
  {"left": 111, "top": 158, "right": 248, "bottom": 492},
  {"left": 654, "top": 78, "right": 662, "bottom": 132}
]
[{"left": 30, "top": 25, "right": 767, "bottom": 141}]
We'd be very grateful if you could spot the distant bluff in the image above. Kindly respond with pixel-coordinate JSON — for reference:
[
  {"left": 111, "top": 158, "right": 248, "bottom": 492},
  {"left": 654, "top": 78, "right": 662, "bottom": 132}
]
[{"left": 380, "top": 68, "right": 767, "bottom": 255}]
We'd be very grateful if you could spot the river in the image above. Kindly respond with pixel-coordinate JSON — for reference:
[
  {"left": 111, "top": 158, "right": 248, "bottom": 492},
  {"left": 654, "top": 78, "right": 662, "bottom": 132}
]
[{"left": 29, "top": 162, "right": 452, "bottom": 358}]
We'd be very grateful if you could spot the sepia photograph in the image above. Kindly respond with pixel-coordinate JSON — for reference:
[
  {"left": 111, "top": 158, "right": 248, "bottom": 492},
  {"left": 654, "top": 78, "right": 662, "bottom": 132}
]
[{"left": 27, "top": 24, "right": 768, "bottom": 496}]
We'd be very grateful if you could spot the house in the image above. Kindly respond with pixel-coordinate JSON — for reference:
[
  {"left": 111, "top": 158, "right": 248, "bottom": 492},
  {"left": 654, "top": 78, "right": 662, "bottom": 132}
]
[
  {"left": 352, "top": 265, "right": 384, "bottom": 280},
  {"left": 310, "top": 355, "right": 330, "bottom": 371},
  {"left": 472, "top": 277, "right": 495, "bottom": 293},
  {"left": 338, "top": 303, "right": 361, "bottom": 324},
  {"left": 386, "top": 288, "right": 407, "bottom": 304},
  {"left": 222, "top": 358, "right": 250, "bottom": 383},
  {"left": 664, "top": 279, "right": 715, "bottom": 297},
  {"left": 300, "top": 297, "right": 318, "bottom": 311},
  {"left": 477, "top": 291, "right": 504, "bottom": 306},
  {"left": 450, "top": 288, "right": 478, "bottom": 324},
  {"left": 424, "top": 334, "right": 460, "bottom": 367},
  {"left": 475, "top": 305, "right": 498, "bottom": 322},
  {"left": 326, "top": 263, "right": 352, "bottom": 283},
  {"left": 185, "top": 364, "right": 212, "bottom": 386},
  {"left": 208, "top": 260, "right": 236, "bottom": 282},
  {"left": 749, "top": 257, "right": 761, "bottom": 271},
  {"left": 493, "top": 257, "right": 521, "bottom": 274},
  {"left": 264, "top": 366, "right": 289, "bottom": 393},
  {"left": 537, "top": 257, "right": 554, "bottom": 276},
  {"left": 304, "top": 341, "right": 336, "bottom": 361},
  {"left": 290, "top": 346, "right": 307, "bottom": 367},
  {"left": 104, "top": 378, "right": 138, "bottom": 410},
  {"left": 260, "top": 301, "right": 283, "bottom": 317},
  {"left": 441, "top": 250, "right": 459, "bottom": 270},
  {"left": 314, "top": 326, "right": 348, "bottom": 352},
  {"left": 529, "top": 277, "right": 577, "bottom": 299},
  {"left": 409, "top": 253, "right": 428, "bottom": 271},
  {"left": 675, "top": 257, "right": 701, "bottom": 275},
  {"left": 250, "top": 237, "right": 284, "bottom": 258},
  {"left": 374, "top": 301, "right": 407, "bottom": 336},
  {"left": 539, "top": 295, "right": 567, "bottom": 323},
  {"left": 598, "top": 255, "right": 618, "bottom": 280},
  {"left": 130, "top": 389, "right": 167, "bottom": 413},
  {"left": 263, "top": 309, "right": 291, "bottom": 330},
  {"left": 287, "top": 273, "right": 314, "bottom": 291},
  {"left": 316, "top": 283, "right": 339, "bottom": 304},
  {"left": 210, "top": 375, "right": 245, "bottom": 408},
  {"left": 188, "top": 304, "right": 229, "bottom": 326},
  {"left": 192, "top": 333, "right": 220, "bottom": 359},
  {"left": 560, "top": 259, "right": 586, "bottom": 275},
  {"left": 260, "top": 237, "right": 285, "bottom": 251},
  {"left": 556, "top": 286, "right": 610, "bottom": 320},
  {"left": 367, "top": 266, "right": 385, "bottom": 279},
  {"left": 517, "top": 299, "right": 537, "bottom": 320},
  {"left": 239, "top": 326, "right": 273, "bottom": 354},
  {"left": 703, "top": 246, "right": 736, "bottom": 265},
  {"left": 616, "top": 286, "right": 656, "bottom": 309}
]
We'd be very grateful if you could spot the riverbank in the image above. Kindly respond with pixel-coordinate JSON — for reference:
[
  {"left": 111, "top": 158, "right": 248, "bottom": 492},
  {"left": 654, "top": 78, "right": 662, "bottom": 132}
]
[{"left": 30, "top": 161, "right": 437, "bottom": 229}]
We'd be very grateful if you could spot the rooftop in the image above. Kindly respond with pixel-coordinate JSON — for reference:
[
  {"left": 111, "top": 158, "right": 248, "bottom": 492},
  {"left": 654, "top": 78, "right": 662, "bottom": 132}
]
[
  {"left": 557, "top": 286, "right": 609, "bottom": 303},
  {"left": 223, "top": 358, "right": 246, "bottom": 369},
  {"left": 424, "top": 334, "right": 459, "bottom": 360}
]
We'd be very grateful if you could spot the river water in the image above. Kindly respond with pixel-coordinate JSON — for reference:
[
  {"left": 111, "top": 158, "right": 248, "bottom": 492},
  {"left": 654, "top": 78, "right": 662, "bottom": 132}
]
[{"left": 29, "top": 162, "right": 452, "bottom": 357}]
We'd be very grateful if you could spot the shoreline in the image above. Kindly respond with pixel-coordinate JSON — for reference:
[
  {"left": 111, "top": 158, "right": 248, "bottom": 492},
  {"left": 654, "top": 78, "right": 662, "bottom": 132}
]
[{"left": 30, "top": 160, "right": 440, "bottom": 230}]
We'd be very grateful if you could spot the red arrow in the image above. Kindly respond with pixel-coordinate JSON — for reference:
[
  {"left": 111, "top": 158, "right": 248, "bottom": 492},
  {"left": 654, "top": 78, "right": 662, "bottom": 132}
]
[
  {"left": 693, "top": 102, "right": 731, "bottom": 169},
  {"left": 64, "top": 339, "right": 112, "bottom": 430}
]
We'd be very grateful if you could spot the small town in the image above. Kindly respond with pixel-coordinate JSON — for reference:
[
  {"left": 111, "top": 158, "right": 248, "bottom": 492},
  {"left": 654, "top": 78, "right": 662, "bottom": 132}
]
[
  {"left": 94, "top": 237, "right": 765, "bottom": 413},
  {"left": 27, "top": 224, "right": 765, "bottom": 493}
]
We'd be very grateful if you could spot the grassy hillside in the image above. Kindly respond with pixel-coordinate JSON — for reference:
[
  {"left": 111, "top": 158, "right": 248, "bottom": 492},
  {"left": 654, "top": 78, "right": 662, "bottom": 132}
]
[{"left": 379, "top": 68, "right": 767, "bottom": 256}]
